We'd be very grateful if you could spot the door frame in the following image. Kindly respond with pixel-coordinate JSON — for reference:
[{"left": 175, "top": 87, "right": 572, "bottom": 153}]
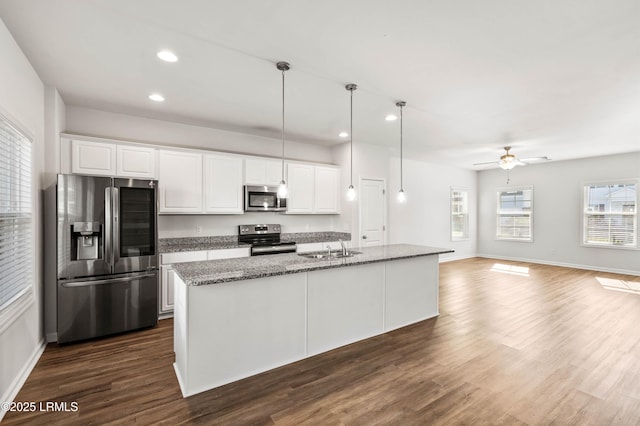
[{"left": 358, "top": 176, "right": 388, "bottom": 246}]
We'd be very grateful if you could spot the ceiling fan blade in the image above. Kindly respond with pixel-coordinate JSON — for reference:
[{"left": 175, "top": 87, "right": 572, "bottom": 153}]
[
  {"left": 520, "top": 156, "right": 550, "bottom": 162},
  {"left": 472, "top": 161, "right": 499, "bottom": 166}
]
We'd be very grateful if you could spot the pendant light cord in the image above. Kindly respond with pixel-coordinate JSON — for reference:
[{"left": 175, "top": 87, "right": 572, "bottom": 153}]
[
  {"left": 399, "top": 105, "right": 403, "bottom": 190},
  {"left": 350, "top": 88, "right": 353, "bottom": 187},
  {"left": 281, "top": 69, "right": 285, "bottom": 180}
]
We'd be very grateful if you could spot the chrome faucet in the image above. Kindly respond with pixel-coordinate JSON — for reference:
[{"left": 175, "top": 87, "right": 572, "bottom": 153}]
[
  {"left": 326, "top": 244, "right": 333, "bottom": 258},
  {"left": 339, "top": 239, "right": 348, "bottom": 256}
]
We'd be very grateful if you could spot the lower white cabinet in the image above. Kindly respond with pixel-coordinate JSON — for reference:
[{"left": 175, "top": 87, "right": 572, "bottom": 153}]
[{"left": 159, "top": 247, "right": 250, "bottom": 315}]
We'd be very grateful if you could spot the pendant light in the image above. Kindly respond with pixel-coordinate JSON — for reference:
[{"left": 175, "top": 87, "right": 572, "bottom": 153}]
[
  {"left": 345, "top": 83, "right": 357, "bottom": 201},
  {"left": 276, "top": 61, "right": 290, "bottom": 199},
  {"left": 396, "top": 101, "right": 407, "bottom": 203}
]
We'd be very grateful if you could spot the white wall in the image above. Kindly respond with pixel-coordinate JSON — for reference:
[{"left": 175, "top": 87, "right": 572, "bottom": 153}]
[
  {"left": 477, "top": 152, "right": 640, "bottom": 275},
  {"left": 388, "top": 158, "right": 478, "bottom": 261},
  {"left": 0, "top": 18, "right": 46, "bottom": 416}
]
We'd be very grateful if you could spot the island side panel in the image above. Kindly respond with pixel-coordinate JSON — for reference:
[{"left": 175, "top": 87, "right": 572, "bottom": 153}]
[
  {"left": 307, "top": 263, "right": 384, "bottom": 356},
  {"left": 384, "top": 255, "right": 439, "bottom": 332},
  {"left": 181, "top": 274, "right": 307, "bottom": 397}
]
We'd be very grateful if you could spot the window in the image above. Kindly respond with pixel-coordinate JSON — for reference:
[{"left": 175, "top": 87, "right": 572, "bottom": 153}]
[
  {"left": 583, "top": 181, "right": 637, "bottom": 248},
  {"left": 496, "top": 186, "right": 533, "bottom": 241},
  {"left": 451, "top": 187, "right": 469, "bottom": 241},
  {"left": 0, "top": 113, "right": 33, "bottom": 314}
]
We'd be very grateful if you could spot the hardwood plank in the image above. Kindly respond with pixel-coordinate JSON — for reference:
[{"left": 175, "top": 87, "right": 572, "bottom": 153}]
[{"left": 3, "top": 257, "right": 640, "bottom": 424}]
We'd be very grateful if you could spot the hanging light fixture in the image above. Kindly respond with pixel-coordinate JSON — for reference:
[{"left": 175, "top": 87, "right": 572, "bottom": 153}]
[
  {"left": 345, "top": 83, "right": 358, "bottom": 201},
  {"left": 276, "top": 61, "right": 290, "bottom": 199},
  {"left": 396, "top": 101, "right": 407, "bottom": 203}
]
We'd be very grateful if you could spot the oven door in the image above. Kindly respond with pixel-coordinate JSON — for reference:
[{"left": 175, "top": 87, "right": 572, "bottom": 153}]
[{"left": 244, "top": 185, "right": 286, "bottom": 212}]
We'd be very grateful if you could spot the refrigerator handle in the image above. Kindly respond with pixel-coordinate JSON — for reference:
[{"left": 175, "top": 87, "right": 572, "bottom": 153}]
[
  {"left": 113, "top": 187, "right": 120, "bottom": 264},
  {"left": 60, "top": 273, "right": 157, "bottom": 288},
  {"left": 104, "top": 187, "right": 114, "bottom": 269}
]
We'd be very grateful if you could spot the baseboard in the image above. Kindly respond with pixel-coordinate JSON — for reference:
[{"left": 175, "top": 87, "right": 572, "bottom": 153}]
[
  {"left": 0, "top": 338, "right": 46, "bottom": 422},
  {"left": 475, "top": 253, "right": 640, "bottom": 277},
  {"left": 439, "top": 254, "right": 476, "bottom": 263}
]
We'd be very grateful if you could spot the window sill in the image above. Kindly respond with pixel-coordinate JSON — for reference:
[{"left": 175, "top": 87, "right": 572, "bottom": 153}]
[
  {"left": 0, "top": 288, "right": 34, "bottom": 335},
  {"left": 581, "top": 243, "right": 639, "bottom": 251}
]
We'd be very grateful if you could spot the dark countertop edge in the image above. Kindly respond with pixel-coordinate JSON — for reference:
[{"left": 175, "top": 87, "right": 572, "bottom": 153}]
[{"left": 177, "top": 247, "right": 454, "bottom": 286}]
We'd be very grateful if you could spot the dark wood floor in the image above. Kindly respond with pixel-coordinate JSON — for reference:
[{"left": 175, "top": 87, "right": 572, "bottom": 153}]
[{"left": 4, "top": 258, "right": 640, "bottom": 425}]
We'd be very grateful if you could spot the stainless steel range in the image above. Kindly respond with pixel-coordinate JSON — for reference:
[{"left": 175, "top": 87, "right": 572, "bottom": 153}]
[{"left": 238, "top": 224, "right": 296, "bottom": 256}]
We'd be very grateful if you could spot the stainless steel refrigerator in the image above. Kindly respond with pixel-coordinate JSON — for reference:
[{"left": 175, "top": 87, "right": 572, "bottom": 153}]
[{"left": 56, "top": 174, "right": 158, "bottom": 343}]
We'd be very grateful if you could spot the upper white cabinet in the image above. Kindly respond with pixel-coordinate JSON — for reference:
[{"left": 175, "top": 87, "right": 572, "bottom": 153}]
[
  {"left": 158, "top": 150, "right": 203, "bottom": 213},
  {"left": 287, "top": 163, "right": 315, "bottom": 213},
  {"left": 69, "top": 138, "right": 156, "bottom": 178},
  {"left": 204, "top": 154, "right": 243, "bottom": 214},
  {"left": 71, "top": 139, "right": 117, "bottom": 176},
  {"left": 116, "top": 145, "right": 156, "bottom": 178},
  {"left": 245, "top": 158, "right": 283, "bottom": 186},
  {"left": 314, "top": 166, "right": 340, "bottom": 214},
  {"left": 287, "top": 163, "right": 340, "bottom": 214}
]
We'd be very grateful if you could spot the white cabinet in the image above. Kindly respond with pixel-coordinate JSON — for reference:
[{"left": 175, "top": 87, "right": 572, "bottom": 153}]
[
  {"left": 287, "top": 163, "right": 315, "bottom": 213},
  {"left": 245, "top": 158, "right": 283, "bottom": 186},
  {"left": 287, "top": 163, "right": 340, "bottom": 214},
  {"left": 71, "top": 139, "right": 117, "bottom": 176},
  {"left": 204, "top": 154, "right": 243, "bottom": 214},
  {"left": 159, "top": 250, "right": 208, "bottom": 315},
  {"left": 314, "top": 166, "right": 340, "bottom": 213},
  {"left": 159, "top": 248, "right": 250, "bottom": 315},
  {"left": 70, "top": 139, "right": 156, "bottom": 178},
  {"left": 158, "top": 150, "right": 203, "bottom": 213},
  {"left": 116, "top": 145, "right": 156, "bottom": 178}
]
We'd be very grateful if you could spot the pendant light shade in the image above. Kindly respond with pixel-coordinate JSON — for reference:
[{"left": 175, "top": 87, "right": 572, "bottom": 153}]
[
  {"left": 345, "top": 83, "right": 358, "bottom": 201},
  {"left": 396, "top": 101, "right": 407, "bottom": 203},
  {"left": 277, "top": 61, "right": 290, "bottom": 199}
]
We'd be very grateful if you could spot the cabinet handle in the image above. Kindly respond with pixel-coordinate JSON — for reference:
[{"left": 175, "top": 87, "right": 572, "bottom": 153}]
[{"left": 362, "top": 235, "right": 368, "bottom": 239}]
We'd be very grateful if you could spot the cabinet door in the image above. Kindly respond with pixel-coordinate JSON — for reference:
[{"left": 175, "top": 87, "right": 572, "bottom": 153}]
[
  {"left": 204, "top": 154, "right": 243, "bottom": 214},
  {"left": 314, "top": 166, "right": 340, "bottom": 214},
  {"left": 265, "top": 160, "right": 284, "bottom": 186},
  {"left": 158, "top": 150, "right": 203, "bottom": 213},
  {"left": 71, "top": 140, "right": 116, "bottom": 176},
  {"left": 116, "top": 145, "right": 156, "bottom": 178},
  {"left": 160, "top": 265, "right": 175, "bottom": 313},
  {"left": 286, "top": 163, "right": 314, "bottom": 213},
  {"left": 244, "top": 158, "right": 266, "bottom": 185}
]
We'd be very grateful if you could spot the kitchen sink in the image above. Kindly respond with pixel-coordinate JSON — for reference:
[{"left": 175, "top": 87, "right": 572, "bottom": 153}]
[{"left": 298, "top": 250, "right": 360, "bottom": 260}]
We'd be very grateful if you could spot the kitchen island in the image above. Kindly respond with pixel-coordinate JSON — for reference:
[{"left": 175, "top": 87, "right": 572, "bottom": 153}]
[{"left": 172, "top": 244, "right": 452, "bottom": 397}]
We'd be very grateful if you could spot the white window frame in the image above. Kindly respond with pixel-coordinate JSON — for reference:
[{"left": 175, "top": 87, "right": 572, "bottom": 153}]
[
  {"left": 496, "top": 185, "right": 533, "bottom": 242},
  {"left": 450, "top": 186, "right": 469, "bottom": 241},
  {"left": 0, "top": 108, "right": 34, "bottom": 333},
  {"left": 582, "top": 179, "right": 638, "bottom": 250}
]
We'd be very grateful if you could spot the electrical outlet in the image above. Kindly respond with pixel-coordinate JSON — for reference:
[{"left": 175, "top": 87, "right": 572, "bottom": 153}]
[{"left": 195, "top": 226, "right": 202, "bottom": 234}]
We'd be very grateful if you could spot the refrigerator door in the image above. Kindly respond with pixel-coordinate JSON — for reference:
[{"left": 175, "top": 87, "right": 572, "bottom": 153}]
[
  {"left": 57, "top": 174, "right": 112, "bottom": 280},
  {"left": 57, "top": 271, "right": 158, "bottom": 343},
  {"left": 112, "top": 178, "right": 158, "bottom": 274}
]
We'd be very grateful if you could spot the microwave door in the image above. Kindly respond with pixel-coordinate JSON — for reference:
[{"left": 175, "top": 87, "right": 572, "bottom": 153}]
[{"left": 112, "top": 178, "right": 158, "bottom": 274}]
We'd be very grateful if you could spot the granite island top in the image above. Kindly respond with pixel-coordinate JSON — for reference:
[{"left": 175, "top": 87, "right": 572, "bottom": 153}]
[
  {"left": 159, "top": 231, "right": 351, "bottom": 254},
  {"left": 172, "top": 244, "right": 453, "bottom": 286}
]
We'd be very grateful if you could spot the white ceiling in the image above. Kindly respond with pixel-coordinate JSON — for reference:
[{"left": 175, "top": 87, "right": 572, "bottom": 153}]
[{"left": 1, "top": 0, "right": 639, "bottom": 169}]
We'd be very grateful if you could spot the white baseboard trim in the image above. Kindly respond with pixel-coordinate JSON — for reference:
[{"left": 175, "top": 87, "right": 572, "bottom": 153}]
[
  {"left": 0, "top": 338, "right": 46, "bottom": 422},
  {"left": 439, "top": 254, "right": 476, "bottom": 263},
  {"left": 475, "top": 253, "right": 640, "bottom": 277}
]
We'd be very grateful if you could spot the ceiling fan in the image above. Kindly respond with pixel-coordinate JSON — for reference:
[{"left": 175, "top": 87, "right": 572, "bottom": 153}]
[{"left": 473, "top": 146, "right": 550, "bottom": 170}]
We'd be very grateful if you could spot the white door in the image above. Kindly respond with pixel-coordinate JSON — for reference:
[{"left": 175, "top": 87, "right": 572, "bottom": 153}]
[{"left": 359, "top": 178, "right": 386, "bottom": 246}]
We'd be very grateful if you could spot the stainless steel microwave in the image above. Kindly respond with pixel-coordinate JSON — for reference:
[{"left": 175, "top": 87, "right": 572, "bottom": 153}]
[{"left": 244, "top": 185, "right": 287, "bottom": 212}]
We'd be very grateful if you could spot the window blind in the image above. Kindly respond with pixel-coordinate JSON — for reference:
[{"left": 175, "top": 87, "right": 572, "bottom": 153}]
[
  {"left": 496, "top": 186, "right": 532, "bottom": 241},
  {"left": 0, "top": 115, "right": 32, "bottom": 312},
  {"left": 583, "top": 183, "right": 637, "bottom": 248}
]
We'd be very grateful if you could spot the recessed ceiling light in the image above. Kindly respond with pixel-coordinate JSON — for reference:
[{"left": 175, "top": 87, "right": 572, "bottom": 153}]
[
  {"left": 149, "top": 93, "right": 165, "bottom": 102},
  {"left": 385, "top": 114, "right": 398, "bottom": 121},
  {"left": 157, "top": 50, "right": 178, "bottom": 62},
  {"left": 339, "top": 131, "right": 348, "bottom": 138}
]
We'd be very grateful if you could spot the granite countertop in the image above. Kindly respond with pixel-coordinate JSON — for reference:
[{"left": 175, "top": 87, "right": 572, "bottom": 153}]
[
  {"left": 159, "top": 232, "right": 351, "bottom": 254},
  {"left": 172, "top": 244, "right": 454, "bottom": 286}
]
